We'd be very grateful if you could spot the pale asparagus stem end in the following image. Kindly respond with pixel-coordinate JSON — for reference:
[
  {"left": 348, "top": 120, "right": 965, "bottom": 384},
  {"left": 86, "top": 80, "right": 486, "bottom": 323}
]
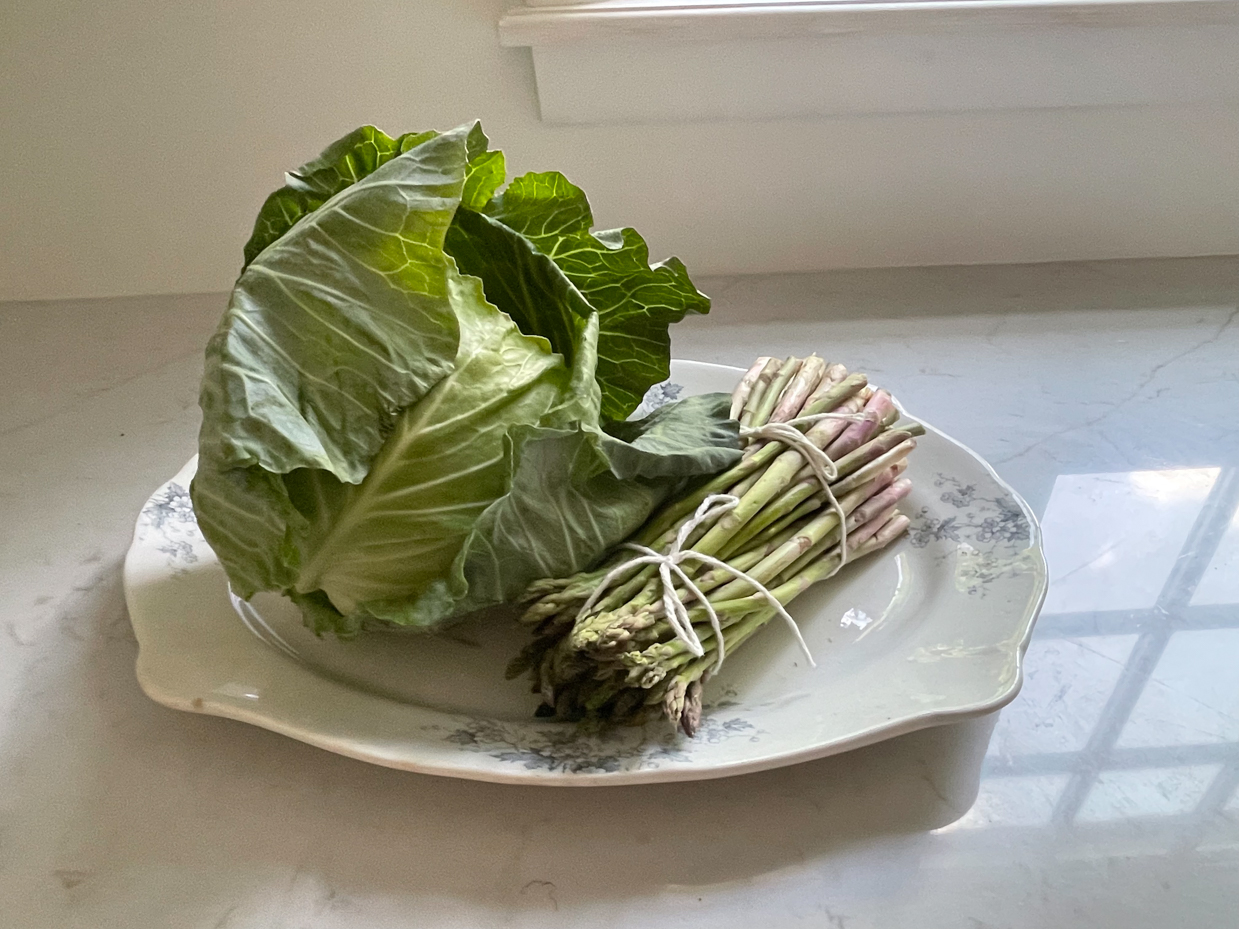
[
  {"left": 738, "top": 357, "right": 782, "bottom": 428},
  {"left": 770, "top": 355, "right": 826, "bottom": 423},
  {"left": 730, "top": 357, "right": 770, "bottom": 420},
  {"left": 749, "top": 356, "right": 802, "bottom": 428}
]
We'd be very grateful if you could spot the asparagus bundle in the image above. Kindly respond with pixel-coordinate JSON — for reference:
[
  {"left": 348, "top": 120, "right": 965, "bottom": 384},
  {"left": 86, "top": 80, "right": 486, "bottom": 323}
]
[{"left": 508, "top": 355, "right": 922, "bottom": 735}]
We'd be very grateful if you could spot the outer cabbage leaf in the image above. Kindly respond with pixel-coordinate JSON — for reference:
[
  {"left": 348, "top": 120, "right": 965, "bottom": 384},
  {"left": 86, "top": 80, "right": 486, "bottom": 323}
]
[
  {"left": 363, "top": 392, "right": 741, "bottom": 630},
  {"left": 199, "top": 128, "right": 474, "bottom": 479},
  {"left": 601, "top": 393, "right": 742, "bottom": 480},
  {"left": 191, "top": 127, "right": 473, "bottom": 596},
  {"left": 482, "top": 172, "right": 711, "bottom": 420},
  {"left": 188, "top": 460, "right": 306, "bottom": 597},
  {"left": 242, "top": 123, "right": 503, "bottom": 268},
  {"left": 284, "top": 270, "right": 582, "bottom": 616},
  {"left": 243, "top": 126, "right": 433, "bottom": 268}
]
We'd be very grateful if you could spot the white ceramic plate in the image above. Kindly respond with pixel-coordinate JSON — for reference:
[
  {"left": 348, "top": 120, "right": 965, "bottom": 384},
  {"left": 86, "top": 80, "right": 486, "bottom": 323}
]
[{"left": 124, "top": 360, "right": 1047, "bottom": 785}]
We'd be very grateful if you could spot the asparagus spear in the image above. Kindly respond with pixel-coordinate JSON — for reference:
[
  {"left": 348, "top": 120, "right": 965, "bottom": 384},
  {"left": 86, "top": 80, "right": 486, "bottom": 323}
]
[
  {"left": 737, "top": 357, "right": 782, "bottom": 429},
  {"left": 730, "top": 356, "right": 771, "bottom": 420}
]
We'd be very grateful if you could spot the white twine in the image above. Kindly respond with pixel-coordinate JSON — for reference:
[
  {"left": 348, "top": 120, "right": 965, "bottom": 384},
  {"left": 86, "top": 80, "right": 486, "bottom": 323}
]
[
  {"left": 739, "top": 411, "right": 874, "bottom": 588},
  {"left": 576, "top": 494, "right": 816, "bottom": 673}
]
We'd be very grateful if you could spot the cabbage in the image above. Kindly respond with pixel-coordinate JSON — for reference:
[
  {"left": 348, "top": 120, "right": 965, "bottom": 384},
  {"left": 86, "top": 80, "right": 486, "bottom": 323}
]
[{"left": 190, "top": 123, "right": 738, "bottom": 635}]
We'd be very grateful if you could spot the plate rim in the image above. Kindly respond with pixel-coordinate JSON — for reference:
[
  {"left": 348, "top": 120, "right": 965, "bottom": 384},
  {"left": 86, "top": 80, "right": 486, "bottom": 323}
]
[{"left": 125, "top": 359, "right": 1047, "bottom": 785}]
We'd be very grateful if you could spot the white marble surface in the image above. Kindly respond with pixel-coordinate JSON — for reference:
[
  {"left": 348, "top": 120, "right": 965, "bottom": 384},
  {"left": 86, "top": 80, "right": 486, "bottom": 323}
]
[{"left": 3, "top": 258, "right": 1238, "bottom": 927}]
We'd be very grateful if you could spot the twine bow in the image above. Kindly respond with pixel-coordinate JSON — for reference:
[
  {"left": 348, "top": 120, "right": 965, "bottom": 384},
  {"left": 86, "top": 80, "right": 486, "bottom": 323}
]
[{"left": 577, "top": 494, "right": 815, "bottom": 672}]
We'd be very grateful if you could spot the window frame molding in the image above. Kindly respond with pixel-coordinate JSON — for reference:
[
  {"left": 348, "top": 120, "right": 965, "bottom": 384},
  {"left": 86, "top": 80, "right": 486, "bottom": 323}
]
[
  {"left": 500, "top": 0, "right": 1239, "bottom": 47},
  {"left": 499, "top": 1, "right": 1239, "bottom": 125}
]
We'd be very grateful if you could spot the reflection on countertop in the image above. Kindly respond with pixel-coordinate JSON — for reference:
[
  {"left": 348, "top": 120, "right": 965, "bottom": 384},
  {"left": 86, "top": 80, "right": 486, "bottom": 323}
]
[
  {"left": 953, "top": 464, "right": 1239, "bottom": 838},
  {"left": 2, "top": 257, "right": 1238, "bottom": 928}
]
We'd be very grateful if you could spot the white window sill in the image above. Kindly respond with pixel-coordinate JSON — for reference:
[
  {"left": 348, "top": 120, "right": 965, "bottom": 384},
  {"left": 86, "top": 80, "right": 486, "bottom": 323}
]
[{"left": 499, "top": 0, "right": 1239, "bottom": 124}]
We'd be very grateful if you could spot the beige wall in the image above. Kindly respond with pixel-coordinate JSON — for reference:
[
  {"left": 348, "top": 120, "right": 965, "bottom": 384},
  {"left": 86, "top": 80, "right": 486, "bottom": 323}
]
[{"left": 2, "top": 0, "right": 1237, "bottom": 303}]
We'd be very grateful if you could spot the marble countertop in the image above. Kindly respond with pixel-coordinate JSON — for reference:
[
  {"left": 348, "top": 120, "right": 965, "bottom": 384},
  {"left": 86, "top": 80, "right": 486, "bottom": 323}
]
[{"left": 3, "top": 257, "right": 1238, "bottom": 928}]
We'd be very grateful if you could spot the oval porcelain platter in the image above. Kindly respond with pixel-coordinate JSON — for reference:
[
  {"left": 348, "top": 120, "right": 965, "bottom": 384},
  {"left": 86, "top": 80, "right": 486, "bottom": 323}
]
[{"left": 124, "top": 360, "right": 1047, "bottom": 785}]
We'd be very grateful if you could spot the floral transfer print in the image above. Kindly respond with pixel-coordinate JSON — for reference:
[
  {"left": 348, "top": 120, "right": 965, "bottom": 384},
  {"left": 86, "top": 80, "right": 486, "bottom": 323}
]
[
  {"left": 138, "top": 481, "right": 203, "bottom": 570},
  {"left": 909, "top": 474, "right": 1030, "bottom": 547},
  {"left": 430, "top": 713, "right": 761, "bottom": 774},
  {"left": 631, "top": 381, "right": 684, "bottom": 419},
  {"left": 909, "top": 473, "right": 1034, "bottom": 595}
]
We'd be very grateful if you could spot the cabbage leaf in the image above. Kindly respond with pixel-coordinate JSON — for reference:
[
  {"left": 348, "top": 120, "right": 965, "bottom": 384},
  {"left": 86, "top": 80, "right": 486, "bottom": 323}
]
[{"left": 480, "top": 171, "right": 710, "bottom": 420}]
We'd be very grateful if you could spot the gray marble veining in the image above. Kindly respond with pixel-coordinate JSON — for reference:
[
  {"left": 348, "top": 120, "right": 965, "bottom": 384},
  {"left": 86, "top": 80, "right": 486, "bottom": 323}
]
[{"left": 2, "top": 257, "right": 1237, "bottom": 927}]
